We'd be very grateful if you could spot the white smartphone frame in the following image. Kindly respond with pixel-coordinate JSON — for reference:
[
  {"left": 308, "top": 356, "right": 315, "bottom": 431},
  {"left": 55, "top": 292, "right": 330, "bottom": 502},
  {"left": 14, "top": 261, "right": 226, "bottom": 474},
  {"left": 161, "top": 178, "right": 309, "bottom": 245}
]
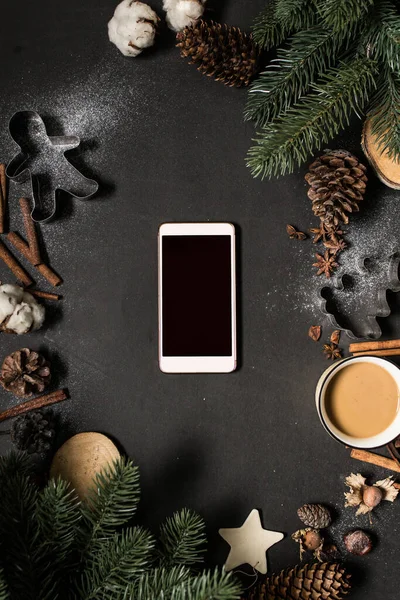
[{"left": 158, "top": 222, "right": 237, "bottom": 373}]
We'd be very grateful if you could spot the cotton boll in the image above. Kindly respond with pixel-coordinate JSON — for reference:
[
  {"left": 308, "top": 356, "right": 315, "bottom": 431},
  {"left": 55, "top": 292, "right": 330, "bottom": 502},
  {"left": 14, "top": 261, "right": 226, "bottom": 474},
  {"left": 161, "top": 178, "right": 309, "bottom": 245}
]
[
  {"left": 164, "top": 0, "right": 206, "bottom": 32},
  {"left": 6, "top": 304, "right": 34, "bottom": 335},
  {"left": 0, "top": 284, "right": 24, "bottom": 324},
  {"left": 0, "top": 285, "right": 45, "bottom": 334},
  {"left": 30, "top": 303, "right": 46, "bottom": 331},
  {"left": 108, "top": 0, "right": 159, "bottom": 57}
]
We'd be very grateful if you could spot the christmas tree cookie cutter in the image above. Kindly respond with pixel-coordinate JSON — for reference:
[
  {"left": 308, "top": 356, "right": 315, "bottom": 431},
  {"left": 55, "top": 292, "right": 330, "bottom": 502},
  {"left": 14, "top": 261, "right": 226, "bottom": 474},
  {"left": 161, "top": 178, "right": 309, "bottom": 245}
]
[
  {"left": 318, "top": 250, "right": 400, "bottom": 340},
  {"left": 6, "top": 110, "right": 99, "bottom": 223}
]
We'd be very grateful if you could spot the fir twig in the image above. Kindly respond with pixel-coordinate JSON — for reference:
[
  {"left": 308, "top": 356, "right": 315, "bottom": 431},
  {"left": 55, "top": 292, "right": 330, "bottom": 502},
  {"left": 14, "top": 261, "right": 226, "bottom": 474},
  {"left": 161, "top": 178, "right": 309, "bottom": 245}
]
[
  {"left": 158, "top": 509, "right": 207, "bottom": 567},
  {"left": 78, "top": 527, "right": 155, "bottom": 600},
  {"left": 317, "top": 0, "right": 374, "bottom": 31},
  {"left": 0, "top": 571, "right": 9, "bottom": 600},
  {"left": 247, "top": 57, "right": 377, "bottom": 178},
  {"left": 245, "top": 26, "right": 347, "bottom": 126},
  {"left": 252, "top": 0, "right": 314, "bottom": 50},
  {"left": 368, "top": 67, "right": 400, "bottom": 160},
  {"left": 369, "top": 0, "right": 400, "bottom": 70}
]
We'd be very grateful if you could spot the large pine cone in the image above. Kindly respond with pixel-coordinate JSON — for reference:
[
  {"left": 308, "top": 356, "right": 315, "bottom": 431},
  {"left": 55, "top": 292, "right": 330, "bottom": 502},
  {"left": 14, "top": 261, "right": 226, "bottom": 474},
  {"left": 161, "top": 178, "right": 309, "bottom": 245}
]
[
  {"left": 305, "top": 150, "right": 368, "bottom": 230},
  {"left": 10, "top": 410, "right": 55, "bottom": 455},
  {"left": 176, "top": 20, "right": 259, "bottom": 88},
  {"left": 246, "top": 562, "right": 351, "bottom": 600},
  {"left": 0, "top": 348, "right": 51, "bottom": 398},
  {"left": 297, "top": 503, "right": 332, "bottom": 529}
]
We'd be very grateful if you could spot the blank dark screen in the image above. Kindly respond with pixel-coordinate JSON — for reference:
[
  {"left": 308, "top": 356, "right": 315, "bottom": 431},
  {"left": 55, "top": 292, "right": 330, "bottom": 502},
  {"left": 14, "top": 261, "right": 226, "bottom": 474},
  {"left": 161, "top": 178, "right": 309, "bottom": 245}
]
[{"left": 162, "top": 235, "right": 232, "bottom": 356}]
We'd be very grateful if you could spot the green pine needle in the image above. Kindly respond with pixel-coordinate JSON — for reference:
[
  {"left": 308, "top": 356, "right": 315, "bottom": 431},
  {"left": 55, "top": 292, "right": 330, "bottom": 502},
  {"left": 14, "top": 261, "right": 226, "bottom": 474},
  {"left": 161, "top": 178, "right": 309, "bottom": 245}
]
[
  {"left": 317, "top": 0, "right": 374, "bottom": 31},
  {"left": 80, "top": 458, "right": 140, "bottom": 550},
  {"left": 245, "top": 27, "right": 347, "bottom": 126},
  {"left": 368, "top": 67, "right": 400, "bottom": 160},
  {"left": 158, "top": 509, "right": 207, "bottom": 567},
  {"left": 247, "top": 57, "right": 377, "bottom": 178},
  {"left": 369, "top": 0, "right": 400, "bottom": 69},
  {"left": 0, "top": 571, "right": 9, "bottom": 600},
  {"left": 78, "top": 527, "right": 155, "bottom": 600},
  {"left": 252, "top": 0, "right": 314, "bottom": 50},
  {"left": 184, "top": 568, "right": 242, "bottom": 600},
  {"left": 129, "top": 566, "right": 192, "bottom": 599}
]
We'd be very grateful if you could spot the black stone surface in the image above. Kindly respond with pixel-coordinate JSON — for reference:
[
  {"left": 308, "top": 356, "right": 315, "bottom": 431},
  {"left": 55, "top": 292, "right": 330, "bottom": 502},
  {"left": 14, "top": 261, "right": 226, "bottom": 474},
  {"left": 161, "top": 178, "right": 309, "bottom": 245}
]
[{"left": 0, "top": 1, "right": 399, "bottom": 598}]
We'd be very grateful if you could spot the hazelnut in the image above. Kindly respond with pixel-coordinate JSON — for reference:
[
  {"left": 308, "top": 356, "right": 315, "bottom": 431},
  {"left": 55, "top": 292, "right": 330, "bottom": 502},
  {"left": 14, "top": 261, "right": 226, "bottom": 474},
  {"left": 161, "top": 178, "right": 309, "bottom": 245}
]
[
  {"left": 362, "top": 485, "right": 383, "bottom": 508},
  {"left": 303, "top": 529, "right": 322, "bottom": 551},
  {"left": 343, "top": 530, "right": 372, "bottom": 556}
]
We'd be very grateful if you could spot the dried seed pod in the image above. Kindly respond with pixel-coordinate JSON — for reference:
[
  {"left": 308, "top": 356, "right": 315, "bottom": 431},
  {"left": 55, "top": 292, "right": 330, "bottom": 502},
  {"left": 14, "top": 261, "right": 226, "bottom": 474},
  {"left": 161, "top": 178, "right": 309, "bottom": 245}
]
[
  {"left": 308, "top": 325, "right": 322, "bottom": 342},
  {"left": 343, "top": 530, "right": 372, "bottom": 556},
  {"left": 330, "top": 330, "right": 341, "bottom": 345},
  {"left": 292, "top": 528, "right": 323, "bottom": 560},
  {"left": 363, "top": 485, "right": 383, "bottom": 508}
]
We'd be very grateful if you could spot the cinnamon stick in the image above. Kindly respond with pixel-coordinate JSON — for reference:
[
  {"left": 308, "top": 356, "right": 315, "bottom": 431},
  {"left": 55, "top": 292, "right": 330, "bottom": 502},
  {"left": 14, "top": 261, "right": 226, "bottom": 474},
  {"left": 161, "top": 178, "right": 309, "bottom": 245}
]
[
  {"left": 352, "top": 349, "right": 400, "bottom": 357},
  {"left": 19, "top": 198, "right": 41, "bottom": 265},
  {"left": 0, "top": 164, "right": 6, "bottom": 234},
  {"left": 28, "top": 289, "right": 62, "bottom": 301},
  {"left": 7, "top": 232, "right": 63, "bottom": 287},
  {"left": 37, "top": 263, "right": 63, "bottom": 287},
  {"left": 0, "top": 239, "right": 33, "bottom": 287},
  {"left": 6, "top": 232, "right": 32, "bottom": 262},
  {"left": 350, "top": 448, "right": 400, "bottom": 473},
  {"left": 349, "top": 339, "right": 400, "bottom": 353},
  {"left": 0, "top": 389, "right": 68, "bottom": 424}
]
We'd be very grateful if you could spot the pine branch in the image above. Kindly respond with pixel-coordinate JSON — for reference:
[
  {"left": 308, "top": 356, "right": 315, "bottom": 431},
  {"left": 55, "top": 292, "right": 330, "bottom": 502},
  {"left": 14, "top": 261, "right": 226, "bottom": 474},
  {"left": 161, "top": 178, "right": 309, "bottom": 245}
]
[
  {"left": 158, "top": 509, "right": 207, "bottom": 568},
  {"left": 79, "top": 458, "right": 140, "bottom": 553},
  {"left": 35, "top": 479, "right": 81, "bottom": 600},
  {"left": 247, "top": 57, "right": 377, "bottom": 178},
  {"left": 0, "top": 472, "right": 40, "bottom": 600},
  {"left": 0, "top": 571, "right": 9, "bottom": 600},
  {"left": 127, "top": 566, "right": 192, "bottom": 600},
  {"left": 252, "top": 0, "right": 314, "bottom": 50},
  {"left": 317, "top": 0, "right": 374, "bottom": 32},
  {"left": 245, "top": 27, "right": 346, "bottom": 126},
  {"left": 368, "top": 67, "right": 400, "bottom": 160},
  {"left": 78, "top": 527, "right": 155, "bottom": 600},
  {"left": 0, "top": 451, "right": 31, "bottom": 481},
  {"left": 183, "top": 568, "right": 242, "bottom": 600},
  {"left": 369, "top": 0, "right": 400, "bottom": 70}
]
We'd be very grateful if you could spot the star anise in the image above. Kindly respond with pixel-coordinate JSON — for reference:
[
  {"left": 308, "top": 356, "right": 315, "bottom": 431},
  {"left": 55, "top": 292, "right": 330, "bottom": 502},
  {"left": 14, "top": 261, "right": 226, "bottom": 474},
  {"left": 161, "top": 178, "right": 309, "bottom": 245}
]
[
  {"left": 313, "top": 251, "right": 338, "bottom": 278},
  {"left": 323, "top": 343, "right": 342, "bottom": 360},
  {"left": 309, "top": 222, "right": 329, "bottom": 244},
  {"left": 286, "top": 224, "right": 307, "bottom": 240},
  {"left": 324, "top": 238, "right": 347, "bottom": 255},
  {"left": 327, "top": 226, "right": 344, "bottom": 244}
]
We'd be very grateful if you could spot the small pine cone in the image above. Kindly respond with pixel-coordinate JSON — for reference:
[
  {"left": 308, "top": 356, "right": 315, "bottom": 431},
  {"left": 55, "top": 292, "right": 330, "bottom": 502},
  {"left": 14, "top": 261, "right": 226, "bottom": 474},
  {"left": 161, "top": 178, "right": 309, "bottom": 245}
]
[
  {"left": 246, "top": 562, "right": 351, "bottom": 600},
  {"left": 10, "top": 410, "right": 56, "bottom": 455},
  {"left": 305, "top": 149, "right": 367, "bottom": 231},
  {"left": 0, "top": 348, "right": 51, "bottom": 398},
  {"left": 176, "top": 20, "right": 259, "bottom": 88},
  {"left": 297, "top": 503, "right": 332, "bottom": 529}
]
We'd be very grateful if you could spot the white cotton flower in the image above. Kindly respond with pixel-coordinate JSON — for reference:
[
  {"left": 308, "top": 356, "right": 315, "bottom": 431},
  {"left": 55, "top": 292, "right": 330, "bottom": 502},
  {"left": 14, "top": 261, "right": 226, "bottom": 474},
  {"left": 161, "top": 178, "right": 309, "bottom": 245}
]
[
  {"left": 0, "top": 285, "right": 45, "bottom": 334},
  {"left": 163, "top": 0, "right": 206, "bottom": 32},
  {"left": 6, "top": 304, "right": 34, "bottom": 335},
  {"left": 108, "top": 0, "right": 159, "bottom": 57}
]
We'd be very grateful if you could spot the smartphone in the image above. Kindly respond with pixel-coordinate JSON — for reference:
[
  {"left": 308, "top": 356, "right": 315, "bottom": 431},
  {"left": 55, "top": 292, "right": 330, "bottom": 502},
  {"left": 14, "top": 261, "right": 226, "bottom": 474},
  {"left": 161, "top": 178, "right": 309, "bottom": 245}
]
[{"left": 158, "top": 222, "right": 237, "bottom": 373}]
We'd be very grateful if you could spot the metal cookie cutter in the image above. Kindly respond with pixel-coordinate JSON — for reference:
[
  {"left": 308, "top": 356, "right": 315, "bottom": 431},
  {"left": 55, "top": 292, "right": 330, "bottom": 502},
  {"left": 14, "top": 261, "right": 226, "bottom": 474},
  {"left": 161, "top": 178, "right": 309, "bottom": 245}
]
[
  {"left": 318, "top": 250, "right": 400, "bottom": 340},
  {"left": 6, "top": 110, "right": 99, "bottom": 223}
]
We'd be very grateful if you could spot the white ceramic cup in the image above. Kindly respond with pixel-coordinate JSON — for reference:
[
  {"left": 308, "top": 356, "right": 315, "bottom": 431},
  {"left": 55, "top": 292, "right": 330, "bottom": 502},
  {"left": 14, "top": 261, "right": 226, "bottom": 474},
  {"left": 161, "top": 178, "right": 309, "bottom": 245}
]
[{"left": 315, "top": 355, "right": 400, "bottom": 448}]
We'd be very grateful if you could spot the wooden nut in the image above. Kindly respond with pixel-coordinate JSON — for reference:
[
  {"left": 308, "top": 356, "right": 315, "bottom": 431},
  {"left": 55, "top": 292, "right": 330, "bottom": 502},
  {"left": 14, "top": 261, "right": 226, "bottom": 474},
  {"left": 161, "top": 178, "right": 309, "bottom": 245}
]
[{"left": 50, "top": 432, "right": 120, "bottom": 501}]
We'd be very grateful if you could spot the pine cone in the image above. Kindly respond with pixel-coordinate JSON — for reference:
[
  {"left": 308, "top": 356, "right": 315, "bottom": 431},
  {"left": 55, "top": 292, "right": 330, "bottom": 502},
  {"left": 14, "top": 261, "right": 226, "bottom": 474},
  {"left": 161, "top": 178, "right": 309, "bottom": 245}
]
[
  {"left": 10, "top": 410, "right": 55, "bottom": 455},
  {"left": 176, "top": 20, "right": 259, "bottom": 88},
  {"left": 305, "top": 150, "right": 368, "bottom": 230},
  {"left": 0, "top": 348, "right": 51, "bottom": 398},
  {"left": 246, "top": 562, "right": 351, "bottom": 600},
  {"left": 297, "top": 503, "right": 332, "bottom": 529}
]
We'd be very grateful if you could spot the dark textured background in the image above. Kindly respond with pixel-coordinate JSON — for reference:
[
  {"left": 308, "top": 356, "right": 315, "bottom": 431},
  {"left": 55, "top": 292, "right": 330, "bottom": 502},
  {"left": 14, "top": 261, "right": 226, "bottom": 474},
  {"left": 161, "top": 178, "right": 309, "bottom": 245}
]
[{"left": 0, "top": 1, "right": 399, "bottom": 597}]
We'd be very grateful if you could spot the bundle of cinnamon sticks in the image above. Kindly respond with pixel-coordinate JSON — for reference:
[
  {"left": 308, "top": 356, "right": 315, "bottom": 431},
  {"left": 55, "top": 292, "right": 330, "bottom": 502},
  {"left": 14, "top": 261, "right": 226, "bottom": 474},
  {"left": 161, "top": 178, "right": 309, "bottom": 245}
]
[{"left": 0, "top": 165, "right": 62, "bottom": 292}]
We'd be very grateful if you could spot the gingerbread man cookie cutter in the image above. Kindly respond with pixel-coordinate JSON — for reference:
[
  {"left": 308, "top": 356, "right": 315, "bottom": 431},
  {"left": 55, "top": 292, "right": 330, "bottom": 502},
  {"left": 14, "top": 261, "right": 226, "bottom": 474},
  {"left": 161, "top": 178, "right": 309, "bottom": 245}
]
[{"left": 6, "top": 110, "right": 99, "bottom": 223}]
